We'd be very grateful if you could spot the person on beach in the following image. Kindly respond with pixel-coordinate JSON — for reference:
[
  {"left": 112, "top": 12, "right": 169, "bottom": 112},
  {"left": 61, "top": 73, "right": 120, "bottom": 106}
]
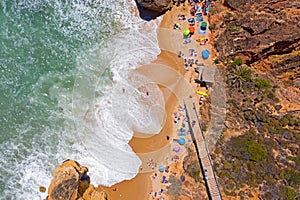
[
  {"left": 178, "top": 14, "right": 186, "bottom": 20},
  {"left": 184, "top": 63, "right": 189, "bottom": 71},
  {"left": 190, "top": 7, "right": 195, "bottom": 16},
  {"left": 199, "top": 38, "right": 208, "bottom": 45},
  {"left": 178, "top": 50, "right": 183, "bottom": 58},
  {"left": 183, "top": 55, "right": 187, "bottom": 63},
  {"left": 173, "top": 23, "right": 181, "bottom": 30}
]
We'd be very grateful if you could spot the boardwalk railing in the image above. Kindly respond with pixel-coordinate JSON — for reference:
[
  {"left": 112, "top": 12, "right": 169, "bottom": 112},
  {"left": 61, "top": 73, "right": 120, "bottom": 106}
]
[{"left": 184, "top": 97, "right": 222, "bottom": 200}]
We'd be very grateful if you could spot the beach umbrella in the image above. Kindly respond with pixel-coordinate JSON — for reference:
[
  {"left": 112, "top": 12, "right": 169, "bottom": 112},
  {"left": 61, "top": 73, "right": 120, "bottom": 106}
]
[
  {"left": 197, "top": 15, "right": 203, "bottom": 23},
  {"left": 173, "top": 146, "right": 181, "bottom": 152},
  {"left": 197, "top": 37, "right": 206, "bottom": 42},
  {"left": 201, "top": 22, "right": 208, "bottom": 28},
  {"left": 183, "top": 28, "right": 190, "bottom": 36},
  {"left": 196, "top": 91, "right": 208, "bottom": 96},
  {"left": 178, "top": 138, "right": 186, "bottom": 145},
  {"left": 202, "top": 49, "right": 210, "bottom": 59},
  {"left": 189, "top": 26, "right": 195, "bottom": 33},
  {"left": 200, "top": 22, "right": 208, "bottom": 32},
  {"left": 188, "top": 18, "right": 195, "bottom": 23},
  {"left": 158, "top": 165, "right": 164, "bottom": 173}
]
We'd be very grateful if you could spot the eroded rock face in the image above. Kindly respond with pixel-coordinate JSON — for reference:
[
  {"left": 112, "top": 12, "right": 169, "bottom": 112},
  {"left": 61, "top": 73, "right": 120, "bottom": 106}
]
[
  {"left": 46, "top": 160, "right": 108, "bottom": 200},
  {"left": 47, "top": 165, "right": 79, "bottom": 200},
  {"left": 135, "top": 0, "right": 172, "bottom": 12},
  {"left": 211, "top": 0, "right": 300, "bottom": 84}
]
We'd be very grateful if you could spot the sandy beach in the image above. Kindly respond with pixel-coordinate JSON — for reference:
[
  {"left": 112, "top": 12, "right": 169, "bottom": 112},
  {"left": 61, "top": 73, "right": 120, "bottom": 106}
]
[
  {"left": 100, "top": 1, "right": 215, "bottom": 199},
  {"left": 97, "top": 50, "right": 184, "bottom": 199}
]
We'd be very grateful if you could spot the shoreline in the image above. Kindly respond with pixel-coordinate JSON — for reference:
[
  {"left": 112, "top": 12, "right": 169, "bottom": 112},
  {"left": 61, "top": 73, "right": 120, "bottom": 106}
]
[
  {"left": 101, "top": 1, "right": 215, "bottom": 199},
  {"left": 98, "top": 50, "right": 184, "bottom": 199}
]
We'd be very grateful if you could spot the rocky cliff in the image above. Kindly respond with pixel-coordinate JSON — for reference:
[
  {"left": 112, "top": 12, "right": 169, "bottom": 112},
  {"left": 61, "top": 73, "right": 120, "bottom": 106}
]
[
  {"left": 210, "top": 0, "right": 300, "bottom": 88},
  {"left": 208, "top": 0, "right": 300, "bottom": 199},
  {"left": 45, "top": 160, "right": 108, "bottom": 200}
]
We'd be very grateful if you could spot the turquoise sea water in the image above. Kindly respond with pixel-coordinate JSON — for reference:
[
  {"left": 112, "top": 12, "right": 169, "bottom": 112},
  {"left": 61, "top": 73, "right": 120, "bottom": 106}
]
[{"left": 0, "top": 0, "right": 121, "bottom": 198}]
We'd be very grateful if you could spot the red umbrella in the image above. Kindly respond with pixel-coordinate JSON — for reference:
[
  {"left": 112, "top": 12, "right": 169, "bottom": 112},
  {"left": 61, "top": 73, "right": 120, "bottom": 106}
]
[{"left": 189, "top": 26, "right": 195, "bottom": 33}]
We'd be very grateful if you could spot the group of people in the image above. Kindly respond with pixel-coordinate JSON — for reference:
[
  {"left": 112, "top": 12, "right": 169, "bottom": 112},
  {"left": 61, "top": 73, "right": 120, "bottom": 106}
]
[
  {"left": 178, "top": 49, "right": 205, "bottom": 70},
  {"left": 189, "top": 0, "right": 211, "bottom": 16}
]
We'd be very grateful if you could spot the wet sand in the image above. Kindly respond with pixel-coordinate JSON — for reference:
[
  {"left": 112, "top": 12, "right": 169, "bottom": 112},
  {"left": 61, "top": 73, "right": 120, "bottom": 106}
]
[{"left": 130, "top": 51, "right": 185, "bottom": 154}]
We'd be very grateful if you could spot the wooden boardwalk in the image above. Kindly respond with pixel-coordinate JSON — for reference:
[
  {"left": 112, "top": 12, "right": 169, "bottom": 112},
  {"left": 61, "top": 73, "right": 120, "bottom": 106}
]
[{"left": 184, "top": 97, "right": 222, "bottom": 200}]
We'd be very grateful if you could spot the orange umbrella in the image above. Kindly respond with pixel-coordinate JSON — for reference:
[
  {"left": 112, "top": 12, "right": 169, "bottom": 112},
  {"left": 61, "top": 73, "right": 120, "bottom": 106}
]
[{"left": 189, "top": 26, "right": 195, "bottom": 33}]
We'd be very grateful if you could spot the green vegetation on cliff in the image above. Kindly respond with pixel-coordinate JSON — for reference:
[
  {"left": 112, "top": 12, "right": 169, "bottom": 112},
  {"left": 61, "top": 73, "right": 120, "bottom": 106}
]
[{"left": 212, "top": 59, "right": 300, "bottom": 199}]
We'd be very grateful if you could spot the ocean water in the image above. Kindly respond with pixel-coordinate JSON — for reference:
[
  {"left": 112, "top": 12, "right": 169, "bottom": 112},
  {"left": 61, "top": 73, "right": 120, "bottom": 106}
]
[{"left": 0, "top": 0, "right": 163, "bottom": 199}]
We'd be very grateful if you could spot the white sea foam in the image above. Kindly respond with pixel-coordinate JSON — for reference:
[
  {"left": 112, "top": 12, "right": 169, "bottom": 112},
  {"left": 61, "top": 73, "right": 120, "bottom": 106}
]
[{"left": 0, "top": 0, "right": 163, "bottom": 199}]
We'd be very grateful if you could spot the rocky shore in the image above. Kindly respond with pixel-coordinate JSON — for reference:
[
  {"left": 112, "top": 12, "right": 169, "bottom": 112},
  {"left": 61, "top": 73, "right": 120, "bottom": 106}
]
[{"left": 45, "top": 160, "right": 108, "bottom": 200}]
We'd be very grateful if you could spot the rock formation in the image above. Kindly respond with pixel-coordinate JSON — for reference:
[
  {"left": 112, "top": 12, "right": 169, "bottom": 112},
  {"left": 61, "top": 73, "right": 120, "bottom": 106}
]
[
  {"left": 210, "top": 0, "right": 300, "bottom": 87},
  {"left": 135, "top": 0, "right": 172, "bottom": 12},
  {"left": 134, "top": 0, "right": 172, "bottom": 21},
  {"left": 46, "top": 160, "right": 108, "bottom": 200}
]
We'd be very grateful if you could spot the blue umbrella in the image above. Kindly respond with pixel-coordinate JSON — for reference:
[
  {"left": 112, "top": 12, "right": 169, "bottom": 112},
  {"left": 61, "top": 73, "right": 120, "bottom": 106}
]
[
  {"left": 158, "top": 165, "right": 164, "bottom": 173},
  {"left": 188, "top": 18, "right": 195, "bottom": 23},
  {"left": 202, "top": 50, "right": 210, "bottom": 59},
  {"left": 178, "top": 138, "right": 186, "bottom": 145}
]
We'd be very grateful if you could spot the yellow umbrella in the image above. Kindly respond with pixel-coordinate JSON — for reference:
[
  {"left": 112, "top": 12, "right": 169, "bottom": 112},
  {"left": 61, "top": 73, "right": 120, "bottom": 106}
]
[
  {"left": 196, "top": 91, "right": 208, "bottom": 96},
  {"left": 196, "top": 37, "right": 206, "bottom": 42}
]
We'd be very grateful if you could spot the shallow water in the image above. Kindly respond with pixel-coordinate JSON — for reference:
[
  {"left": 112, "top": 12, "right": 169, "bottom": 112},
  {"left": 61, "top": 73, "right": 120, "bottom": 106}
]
[{"left": 0, "top": 0, "right": 162, "bottom": 199}]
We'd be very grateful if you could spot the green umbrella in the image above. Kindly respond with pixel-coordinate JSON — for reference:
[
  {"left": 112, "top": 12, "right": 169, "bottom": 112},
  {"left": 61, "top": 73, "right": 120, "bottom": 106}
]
[
  {"left": 183, "top": 28, "right": 190, "bottom": 36},
  {"left": 201, "top": 22, "right": 208, "bottom": 28}
]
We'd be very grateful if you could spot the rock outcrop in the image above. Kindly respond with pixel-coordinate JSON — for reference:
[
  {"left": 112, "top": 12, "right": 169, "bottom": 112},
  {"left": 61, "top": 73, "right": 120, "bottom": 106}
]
[
  {"left": 134, "top": 0, "right": 172, "bottom": 21},
  {"left": 135, "top": 0, "right": 172, "bottom": 12},
  {"left": 210, "top": 0, "right": 300, "bottom": 87},
  {"left": 46, "top": 160, "right": 108, "bottom": 200}
]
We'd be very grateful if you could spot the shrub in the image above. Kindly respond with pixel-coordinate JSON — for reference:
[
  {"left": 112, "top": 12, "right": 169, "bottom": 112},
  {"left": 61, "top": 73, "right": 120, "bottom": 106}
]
[
  {"left": 254, "top": 78, "right": 271, "bottom": 89},
  {"left": 224, "top": 189, "right": 231, "bottom": 196},
  {"left": 267, "top": 91, "right": 276, "bottom": 100},
  {"left": 285, "top": 169, "right": 300, "bottom": 187},
  {"left": 280, "top": 114, "right": 298, "bottom": 126},
  {"left": 223, "top": 160, "right": 233, "bottom": 170},
  {"left": 228, "top": 65, "right": 252, "bottom": 88},
  {"left": 246, "top": 142, "right": 267, "bottom": 162},
  {"left": 243, "top": 96, "right": 251, "bottom": 102},
  {"left": 231, "top": 58, "right": 243, "bottom": 67},
  {"left": 278, "top": 185, "right": 297, "bottom": 200},
  {"left": 287, "top": 156, "right": 300, "bottom": 166}
]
